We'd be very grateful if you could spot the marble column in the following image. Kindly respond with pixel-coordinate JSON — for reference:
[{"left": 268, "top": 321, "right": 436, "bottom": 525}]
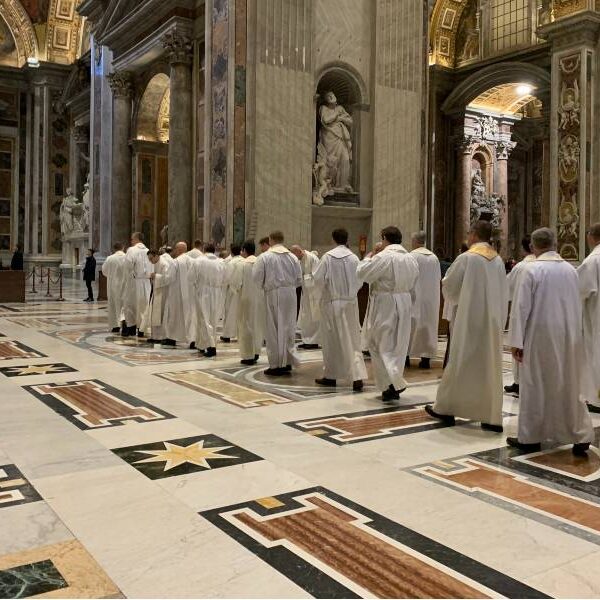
[
  {"left": 164, "top": 31, "right": 193, "bottom": 245},
  {"left": 455, "top": 137, "right": 475, "bottom": 253},
  {"left": 539, "top": 13, "right": 600, "bottom": 261},
  {"left": 107, "top": 71, "right": 133, "bottom": 246},
  {"left": 494, "top": 142, "right": 515, "bottom": 259}
]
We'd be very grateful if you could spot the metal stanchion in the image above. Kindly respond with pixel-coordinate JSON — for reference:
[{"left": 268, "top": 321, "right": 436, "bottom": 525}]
[
  {"left": 58, "top": 271, "right": 65, "bottom": 301},
  {"left": 45, "top": 267, "right": 52, "bottom": 297},
  {"left": 31, "top": 266, "right": 36, "bottom": 293}
]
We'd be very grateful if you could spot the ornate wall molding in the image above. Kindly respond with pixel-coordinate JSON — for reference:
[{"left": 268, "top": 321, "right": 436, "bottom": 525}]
[
  {"left": 46, "top": 0, "right": 85, "bottom": 64},
  {"left": 0, "top": 0, "right": 40, "bottom": 65}
]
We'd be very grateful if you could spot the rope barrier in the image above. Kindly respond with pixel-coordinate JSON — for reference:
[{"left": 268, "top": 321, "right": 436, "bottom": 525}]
[{"left": 25, "top": 266, "right": 64, "bottom": 300}]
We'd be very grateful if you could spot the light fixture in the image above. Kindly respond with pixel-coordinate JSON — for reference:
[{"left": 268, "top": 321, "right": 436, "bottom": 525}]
[
  {"left": 516, "top": 84, "right": 533, "bottom": 96},
  {"left": 27, "top": 57, "right": 40, "bottom": 68}
]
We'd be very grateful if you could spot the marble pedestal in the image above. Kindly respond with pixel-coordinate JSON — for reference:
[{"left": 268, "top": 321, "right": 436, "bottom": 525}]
[{"left": 60, "top": 232, "right": 89, "bottom": 278}]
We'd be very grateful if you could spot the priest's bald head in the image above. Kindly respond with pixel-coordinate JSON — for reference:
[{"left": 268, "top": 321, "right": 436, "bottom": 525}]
[
  {"left": 173, "top": 241, "right": 187, "bottom": 257},
  {"left": 411, "top": 231, "right": 426, "bottom": 250},
  {"left": 531, "top": 227, "right": 556, "bottom": 257},
  {"left": 587, "top": 223, "right": 600, "bottom": 248},
  {"left": 290, "top": 245, "right": 304, "bottom": 259},
  {"left": 468, "top": 220, "right": 493, "bottom": 246}
]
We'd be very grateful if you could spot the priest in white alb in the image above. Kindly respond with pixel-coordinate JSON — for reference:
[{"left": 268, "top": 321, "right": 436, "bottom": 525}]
[
  {"left": 141, "top": 249, "right": 172, "bottom": 343},
  {"left": 508, "top": 228, "right": 594, "bottom": 455},
  {"left": 407, "top": 231, "right": 441, "bottom": 369},
  {"left": 426, "top": 221, "right": 508, "bottom": 431},
  {"left": 230, "top": 240, "right": 263, "bottom": 365},
  {"left": 291, "top": 245, "right": 321, "bottom": 350},
  {"left": 313, "top": 228, "right": 367, "bottom": 391},
  {"left": 252, "top": 231, "right": 302, "bottom": 376},
  {"left": 101, "top": 242, "right": 126, "bottom": 333},
  {"left": 504, "top": 235, "right": 535, "bottom": 396},
  {"left": 122, "top": 232, "right": 152, "bottom": 337},
  {"left": 192, "top": 242, "right": 225, "bottom": 358},
  {"left": 578, "top": 223, "right": 600, "bottom": 413},
  {"left": 221, "top": 244, "right": 244, "bottom": 342},
  {"left": 187, "top": 239, "right": 204, "bottom": 259},
  {"left": 160, "top": 242, "right": 196, "bottom": 348},
  {"left": 357, "top": 226, "right": 419, "bottom": 401}
]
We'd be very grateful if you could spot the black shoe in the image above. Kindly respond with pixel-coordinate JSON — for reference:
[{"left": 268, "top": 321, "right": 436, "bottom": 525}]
[
  {"left": 121, "top": 324, "right": 128, "bottom": 337},
  {"left": 506, "top": 437, "right": 541, "bottom": 452},
  {"left": 418, "top": 358, "right": 431, "bottom": 370},
  {"left": 241, "top": 358, "right": 258, "bottom": 365},
  {"left": 587, "top": 403, "right": 600, "bottom": 414},
  {"left": 353, "top": 380, "right": 364, "bottom": 392},
  {"left": 298, "top": 343, "right": 319, "bottom": 350},
  {"left": 137, "top": 331, "right": 145, "bottom": 338},
  {"left": 111, "top": 327, "right": 120, "bottom": 333},
  {"left": 504, "top": 383, "right": 520, "bottom": 395},
  {"left": 204, "top": 347, "right": 217, "bottom": 357},
  {"left": 284, "top": 365, "right": 292, "bottom": 372},
  {"left": 189, "top": 342, "right": 196, "bottom": 350},
  {"left": 573, "top": 443, "right": 591, "bottom": 457},
  {"left": 481, "top": 423, "right": 503, "bottom": 433},
  {"left": 220, "top": 336, "right": 231, "bottom": 343},
  {"left": 264, "top": 367, "right": 286, "bottom": 376},
  {"left": 254, "top": 355, "right": 259, "bottom": 361},
  {"left": 147, "top": 339, "right": 160, "bottom": 344},
  {"left": 166, "top": 339, "right": 176, "bottom": 347},
  {"left": 362, "top": 350, "right": 371, "bottom": 358},
  {"left": 405, "top": 356, "right": 411, "bottom": 368},
  {"left": 197, "top": 349, "right": 205, "bottom": 354},
  {"left": 315, "top": 378, "right": 336, "bottom": 387},
  {"left": 424, "top": 404, "right": 455, "bottom": 425},
  {"left": 128, "top": 326, "right": 137, "bottom": 336},
  {"left": 382, "top": 385, "right": 400, "bottom": 402},
  {"left": 83, "top": 298, "right": 90, "bottom": 302}
]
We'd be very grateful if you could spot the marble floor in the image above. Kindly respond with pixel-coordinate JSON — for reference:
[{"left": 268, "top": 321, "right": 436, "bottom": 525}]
[{"left": 1, "top": 280, "right": 600, "bottom": 599}]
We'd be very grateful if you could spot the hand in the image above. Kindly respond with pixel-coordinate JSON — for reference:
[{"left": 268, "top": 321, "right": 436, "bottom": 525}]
[
  {"left": 365, "top": 251, "right": 374, "bottom": 259},
  {"left": 511, "top": 347, "right": 523, "bottom": 363}
]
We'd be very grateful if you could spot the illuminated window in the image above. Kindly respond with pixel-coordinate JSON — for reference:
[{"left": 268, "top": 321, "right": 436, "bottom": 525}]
[{"left": 491, "top": 0, "right": 530, "bottom": 53}]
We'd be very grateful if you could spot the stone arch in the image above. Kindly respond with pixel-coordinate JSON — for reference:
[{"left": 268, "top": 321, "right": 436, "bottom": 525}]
[
  {"left": 0, "top": 0, "right": 39, "bottom": 66},
  {"left": 135, "top": 73, "right": 170, "bottom": 143},
  {"left": 430, "top": 0, "right": 476, "bottom": 68},
  {"left": 442, "top": 62, "right": 551, "bottom": 114},
  {"left": 315, "top": 62, "right": 368, "bottom": 107}
]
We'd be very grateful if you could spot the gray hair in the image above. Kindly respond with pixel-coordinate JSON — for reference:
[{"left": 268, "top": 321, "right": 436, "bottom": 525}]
[
  {"left": 531, "top": 227, "right": 556, "bottom": 251},
  {"left": 412, "top": 231, "right": 427, "bottom": 245}
]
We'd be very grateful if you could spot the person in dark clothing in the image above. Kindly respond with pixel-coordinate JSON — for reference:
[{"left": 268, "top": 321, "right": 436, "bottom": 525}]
[
  {"left": 10, "top": 245, "right": 23, "bottom": 271},
  {"left": 83, "top": 248, "right": 96, "bottom": 302}
]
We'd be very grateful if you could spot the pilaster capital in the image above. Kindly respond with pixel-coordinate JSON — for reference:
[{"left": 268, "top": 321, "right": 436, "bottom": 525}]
[
  {"left": 455, "top": 135, "right": 478, "bottom": 155},
  {"left": 495, "top": 141, "right": 517, "bottom": 160},
  {"left": 163, "top": 30, "right": 193, "bottom": 66},
  {"left": 108, "top": 71, "right": 133, "bottom": 98}
]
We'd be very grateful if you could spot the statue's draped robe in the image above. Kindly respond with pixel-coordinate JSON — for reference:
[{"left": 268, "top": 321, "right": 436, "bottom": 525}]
[
  {"left": 578, "top": 245, "right": 600, "bottom": 409},
  {"left": 509, "top": 252, "right": 594, "bottom": 444},
  {"left": 409, "top": 247, "right": 441, "bottom": 359},
  {"left": 253, "top": 245, "right": 302, "bottom": 369},
  {"left": 357, "top": 245, "right": 419, "bottom": 392},
  {"left": 101, "top": 251, "right": 126, "bottom": 329},
  {"left": 314, "top": 245, "right": 367, "bottom": 383},
  {"left": 434, "top": 244, "right": 508, "bottom": 425},
  {"left": 122, "top": 242, "right": 152, "bottom": 329},
  {"left": 193, "top": 253, "right": 225, "bottom": 350},
  {"left": 298, "top": 251, "right": 322, "bottom": 345},
  {"left": 319, "top": 104, "right": 352, "bottom": 190},
  {"left": 222, "top": 255, "right": 245, "bottom": 339},
  {"left": 231, "top": 255, "right": 264, "bottom": 360},
  {"left": 506, "top": 254, "right": 536, "bottom": 384},
  {"left": 163, "top": 253, "right": 196, "bottom": 344}
]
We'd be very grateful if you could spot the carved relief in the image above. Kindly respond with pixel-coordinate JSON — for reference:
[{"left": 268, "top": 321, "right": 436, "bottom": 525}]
[{"left": 556, "top": 53, "right": 582, "bottom": 260}]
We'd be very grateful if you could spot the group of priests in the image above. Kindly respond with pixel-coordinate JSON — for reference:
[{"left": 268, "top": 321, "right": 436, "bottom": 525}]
[{"left": 101, "top": 221, "right": 600, "bottom": 456}]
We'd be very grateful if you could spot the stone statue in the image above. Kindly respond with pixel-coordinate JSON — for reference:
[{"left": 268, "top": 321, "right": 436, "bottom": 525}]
[
  {"left": 312, "top": 153, "right": 333, "bottom": 206},
  {"left": 558, "top": 80, "right": 580, "bottom": 130},
  {"left": 60, "top": 188, "right": 82, "bottom": 237},
  {"left": 316, "top": 91, "right": 353, "bottom": 193},
  {"left": 80, "top": 175, "right": 90, "bottom": 232},
  {"left": 160, "top": 224, "right": 169, "bottom": 246},
  {"left": 470, "top": 169, "right": 503, "bottom": 230}
]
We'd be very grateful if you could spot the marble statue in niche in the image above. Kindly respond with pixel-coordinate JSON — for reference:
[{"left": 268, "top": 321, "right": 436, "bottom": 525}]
[
  {"left": 59, "top": 188, "right": 83, "bottom": 237},
  {"left": 470, "top": 168, "right": 503, "bottom": 229},
  {"left": 79, "top": 175, "right": 90, "bottom": 232},
  {"left": 313, "top": 91, "right": 353, "bottom": 205}
]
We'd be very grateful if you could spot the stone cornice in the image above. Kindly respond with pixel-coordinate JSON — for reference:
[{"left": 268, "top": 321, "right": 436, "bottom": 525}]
[{"left": 538, "top": 11, "right": 600, "bottom": 49}]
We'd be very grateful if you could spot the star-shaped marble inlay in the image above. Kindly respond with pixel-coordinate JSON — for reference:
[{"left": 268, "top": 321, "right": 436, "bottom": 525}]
[
  {"left": 133, "top": 440, "right": 237, "bottom": 471},
  {"left": 0, "top": 363, "right": 76, "bottom": 378}
]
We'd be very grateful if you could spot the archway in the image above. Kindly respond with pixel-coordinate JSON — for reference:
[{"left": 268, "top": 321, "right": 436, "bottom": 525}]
[
  {"left": 0, "top": 0, "right": 39, "bottom": 66},
  {"left": 132, "top": 73, "right": 170, "bottom": 248}
]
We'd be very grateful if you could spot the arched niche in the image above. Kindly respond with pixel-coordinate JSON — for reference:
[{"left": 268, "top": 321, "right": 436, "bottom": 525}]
[
  {"left": 314, "top": 65, "right": 367, "bottom": 203},
  {"left": 135, "top": 73, "right": 170, "bottom": 143},
  {"left": 471, "top": 145, "right": 494, "bottom": 193}
]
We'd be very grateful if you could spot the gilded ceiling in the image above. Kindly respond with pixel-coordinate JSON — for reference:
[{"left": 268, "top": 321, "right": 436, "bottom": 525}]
[{"left": 468, "top": 82, "right": 539, "bottom": 115}]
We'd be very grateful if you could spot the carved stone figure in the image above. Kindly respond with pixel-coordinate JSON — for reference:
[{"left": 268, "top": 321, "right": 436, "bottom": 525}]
[
  {"left": 470, "top": 169, "right": 504, "bottom": 230},
  {"left": 558, "top": 134, "right": 580, "bottom": 183},
  {"left": 477, "top": 116, "right": 499, "bottom": 141},
  {"left": 312, "top": 152, "right": 333, "bottom": 206},
  {"left": 160, "top": 224, "right": 169, "bottom": 246},
  {"left": 79, "top": 175, "right": 90, "bottom": 232},
  {"left": 558, "top": 80, "right": 580, "bottom": 130},
  {"left": 59, "top": 188, "right": 83, "bottom": 237},
  {"left": 316, "top": 91, "right": 353, "bottom": 193}
]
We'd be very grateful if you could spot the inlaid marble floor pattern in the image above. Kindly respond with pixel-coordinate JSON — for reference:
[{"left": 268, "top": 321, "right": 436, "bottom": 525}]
[{"left": 1, "top": 281, "right": 599, "bottom": 598}]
